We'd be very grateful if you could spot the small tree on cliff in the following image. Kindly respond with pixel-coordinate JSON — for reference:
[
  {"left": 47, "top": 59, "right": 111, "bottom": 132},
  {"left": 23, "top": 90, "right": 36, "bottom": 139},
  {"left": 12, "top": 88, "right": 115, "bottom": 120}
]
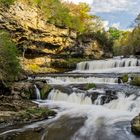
[
  {"left": 0, "top": 31, "right": 20, "bottom": 85},
  {"left": 0, "top": 0, "right": 15, "bottom": 6}
]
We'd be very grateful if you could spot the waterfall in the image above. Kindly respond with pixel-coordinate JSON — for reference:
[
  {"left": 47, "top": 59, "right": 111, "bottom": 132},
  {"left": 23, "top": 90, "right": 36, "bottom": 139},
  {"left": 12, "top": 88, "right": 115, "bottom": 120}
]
[
  {"left": 2, "top": 56, "right": 140, "bottom": 140},
  {"left": 35, "top": 76, "right": 118, "bottom": 84},
  {"left": 34, "top": 85, "right": 41, "bottom": 100},
  {"left": 94, "top": 95, "right": 104, "bottom": 105},
  {"left": 75, "top": 57, "right": 140, "bottom": 73},
  {"left": 47, "top": 89, "right": 140, "bottom": 113},
  {"left": 48, "top": 89, "right": 92, "bottom": 105}
]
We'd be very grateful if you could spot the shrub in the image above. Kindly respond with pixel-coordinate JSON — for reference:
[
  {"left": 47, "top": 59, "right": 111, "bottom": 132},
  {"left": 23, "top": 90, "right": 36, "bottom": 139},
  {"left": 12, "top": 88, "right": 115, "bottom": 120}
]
[
  {"left": 0, "top": 31, "right": 20, "bottom": 84},
  {"left": 0, "top": 0, "right": 15, "bottom": 6}
]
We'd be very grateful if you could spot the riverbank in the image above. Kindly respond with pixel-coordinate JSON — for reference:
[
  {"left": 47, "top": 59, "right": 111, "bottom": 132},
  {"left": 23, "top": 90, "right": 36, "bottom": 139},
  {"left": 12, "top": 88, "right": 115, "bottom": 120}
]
[
  {"left": 0, "top": 80, "right": 56, "bottom": 129},
  {"left": 0, "top": 98, "right": 56, "bottom": 129}
]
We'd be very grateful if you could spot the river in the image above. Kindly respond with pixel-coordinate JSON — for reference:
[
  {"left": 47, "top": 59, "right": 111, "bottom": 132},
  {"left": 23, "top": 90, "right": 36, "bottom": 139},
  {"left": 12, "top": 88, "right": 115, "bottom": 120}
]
[{"left": 0, "top": 57, "right": 140, "bottom": 140}]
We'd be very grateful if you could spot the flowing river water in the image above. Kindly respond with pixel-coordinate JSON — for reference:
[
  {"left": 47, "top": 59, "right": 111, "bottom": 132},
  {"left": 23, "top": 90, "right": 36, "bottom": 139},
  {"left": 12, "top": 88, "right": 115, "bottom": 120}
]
[{"left": 1, "top": 57, "right": 140, "bottom": 140}]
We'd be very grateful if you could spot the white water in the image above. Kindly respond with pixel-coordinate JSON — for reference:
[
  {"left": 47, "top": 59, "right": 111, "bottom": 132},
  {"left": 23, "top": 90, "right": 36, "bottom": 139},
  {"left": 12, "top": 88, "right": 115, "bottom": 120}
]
[
  {"left": 34, "top": 85, "right": 41, "bottom": 100},
  {"left": 37, "top": 89, "right": 140, "bottom": 140},
  {"left": 47, "top": 89, "right": 140, "bottom": 113},
  {"left": 48, "top": 89, "right": 92, "bottom": 105},
  {"left": 74, "top": 57, "right": 140, "bottom": 73},
  {"left": 35, "top": 76, "right": 118, "bottom": 84},
  {"left": 1, "top": 57, "right": 140, "bottom": 140}
]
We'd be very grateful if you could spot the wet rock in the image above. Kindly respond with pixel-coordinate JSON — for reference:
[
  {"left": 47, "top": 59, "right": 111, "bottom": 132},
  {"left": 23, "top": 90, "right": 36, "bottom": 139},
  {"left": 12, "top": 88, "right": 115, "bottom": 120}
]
[
  {"left": 12, "top": 82, "right": 36, "bottom": 99},
  {"left": 40, "top": 84, "right": 52, "bottom": 99},
  {"left": 90, "top": 92, "right": 99, "bottom": 103},
  {"left": 53, "top": 85, "right": 73, "bottom": 95},
  {"left": 34, "top": 127, "right": 44, "bottom": 132},
  {"left": 90, "top": 90, "right": 118, "bottom": 105},
  {"left": 131, "top": 114, "right": 140, "bottom": 135},
  {"left": 101, "top": 90, "right": 118, "bottom": 104}
]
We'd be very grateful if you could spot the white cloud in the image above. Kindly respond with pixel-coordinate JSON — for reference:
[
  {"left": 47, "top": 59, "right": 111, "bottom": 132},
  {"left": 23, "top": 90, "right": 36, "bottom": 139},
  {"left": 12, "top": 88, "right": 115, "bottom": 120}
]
[
  {"left": 93, "top": 0, "right": 139, "bottom": 13},
  {"left": 64, "top": 0, "right": 140, "bottom": 14},
  {"left": 63, "top": 0, "right": 93, "bottom": 5},
  {"left": 111, "top": 22, "right": 120, "bottom": 29},
  {"left": 103, "top": 20, "right": 109, "bottom": 30}
]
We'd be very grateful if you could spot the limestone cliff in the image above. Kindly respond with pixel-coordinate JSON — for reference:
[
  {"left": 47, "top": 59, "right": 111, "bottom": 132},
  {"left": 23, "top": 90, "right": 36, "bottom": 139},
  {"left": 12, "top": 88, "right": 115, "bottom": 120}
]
[{"left": 0, "top": 1, "right": 104, "bottom": 73}]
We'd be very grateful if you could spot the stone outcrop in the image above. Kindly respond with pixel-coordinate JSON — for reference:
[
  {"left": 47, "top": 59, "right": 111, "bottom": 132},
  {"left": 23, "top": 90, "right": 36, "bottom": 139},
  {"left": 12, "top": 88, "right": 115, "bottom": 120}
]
[{"left": 0, "top": 1, "right": 104, "bottom": 73}]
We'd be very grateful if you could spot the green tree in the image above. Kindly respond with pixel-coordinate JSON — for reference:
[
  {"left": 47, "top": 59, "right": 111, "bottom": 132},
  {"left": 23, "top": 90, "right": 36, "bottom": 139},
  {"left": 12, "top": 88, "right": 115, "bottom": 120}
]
[
  {"left": 135, "top": 13, "right": 140, "bottom": 26},
  {"left": 108, "top": 27, "right": 122, "bottom": 40},
  {"left": 129, "top": 27, "right": 140, "bottom": 54},
  {"left": 0, "top": 0, "right": 15, "bottom": 6},
  {"left": 0, "top": 31, "right": 20, "bottom": 84}
]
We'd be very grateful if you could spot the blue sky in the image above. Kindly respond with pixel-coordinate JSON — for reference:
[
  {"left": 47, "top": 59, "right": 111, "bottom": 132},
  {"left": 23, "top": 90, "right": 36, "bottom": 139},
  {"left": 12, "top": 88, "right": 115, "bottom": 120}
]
[{"left": 65, "top": 0, "right": 140, "bottom": 29}]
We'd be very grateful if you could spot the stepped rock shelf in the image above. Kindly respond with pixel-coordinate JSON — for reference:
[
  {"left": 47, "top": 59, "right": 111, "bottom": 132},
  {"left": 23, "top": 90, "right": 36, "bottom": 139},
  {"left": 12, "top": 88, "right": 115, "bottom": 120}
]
[{"left": 1, "top": 57, "right": 140, "bottom": 140}]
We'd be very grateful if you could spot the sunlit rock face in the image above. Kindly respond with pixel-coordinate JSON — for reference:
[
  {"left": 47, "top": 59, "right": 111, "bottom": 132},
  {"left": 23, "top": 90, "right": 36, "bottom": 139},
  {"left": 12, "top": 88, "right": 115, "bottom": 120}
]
[{"left": 0, "top": 0, "right": 104, "bottom": 73}]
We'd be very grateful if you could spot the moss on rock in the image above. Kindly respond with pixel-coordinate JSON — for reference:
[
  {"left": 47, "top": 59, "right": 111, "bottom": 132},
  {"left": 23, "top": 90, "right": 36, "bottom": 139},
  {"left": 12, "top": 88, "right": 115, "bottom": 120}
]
[
  {"left": 131, "top": 114, "right": 140, "bottom": 135},
  {"left": 83, "top": 83, "right": 96, "bottom": 90},
  {"left": 131, "top": 76, "right": 140, "bottom": 86},
  {"left": 121, "top": 74, "right": 128, "bottom": 83},
  {"left": 40, "top": 84, "right": 52, "bottom": 99}
]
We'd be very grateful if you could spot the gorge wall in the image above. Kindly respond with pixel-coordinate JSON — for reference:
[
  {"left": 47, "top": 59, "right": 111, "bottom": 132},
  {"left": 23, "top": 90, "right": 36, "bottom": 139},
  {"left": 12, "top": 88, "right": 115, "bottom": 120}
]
[{"left": 0, "top": 0, "right": 104, "bottom": 74}]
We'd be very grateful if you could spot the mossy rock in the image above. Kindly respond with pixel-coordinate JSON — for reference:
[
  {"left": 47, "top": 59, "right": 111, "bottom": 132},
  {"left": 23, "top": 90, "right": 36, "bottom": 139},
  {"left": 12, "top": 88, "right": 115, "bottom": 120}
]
[
  {"left": 131, "top": 114, "right": 140, "bottom": 135},
  {"left": 40, "top": 84, "right": 52, "bottom": 99},
  {"left": 121, "top": 74, "right": 128, "bottom": 83},
  {"left": 20, "top": 108, "right": 56, "bottom": 121},
  {"left": 131, "top": 76, "right": 140, "bottom": 86},
  {"left": 83, "top": 83, "right": 96, "bottom": 90}
]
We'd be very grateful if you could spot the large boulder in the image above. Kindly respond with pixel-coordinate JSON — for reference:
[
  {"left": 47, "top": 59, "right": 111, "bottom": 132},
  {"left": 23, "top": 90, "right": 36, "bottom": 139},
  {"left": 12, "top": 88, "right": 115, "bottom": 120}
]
[{"left": 131, "top": 114, "right": 140, "bottom": 135}]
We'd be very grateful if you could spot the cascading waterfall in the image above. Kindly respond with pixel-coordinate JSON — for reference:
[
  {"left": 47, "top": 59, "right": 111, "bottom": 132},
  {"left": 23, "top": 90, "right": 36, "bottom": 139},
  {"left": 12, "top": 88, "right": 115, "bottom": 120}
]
[
  {"left": 74, "top": 57, "right": 140, "bottom": 73},
  {"left": 1, "top": 57, "right": 140, "bottom": 140},
  {"left": 35, "top": 89, "right": 140, "bottom": 140},
  {"left": 48, "top": 89, "right": 92, "bottom": 105},
  {"left": 35, "top": 76, "right": 118, "bottom": 84},
  {"left": 34, "top": 85, "right": 41, "bottom": 100},
  {"left": 47, "top": 89, "right": 140, "bottom": 113}
]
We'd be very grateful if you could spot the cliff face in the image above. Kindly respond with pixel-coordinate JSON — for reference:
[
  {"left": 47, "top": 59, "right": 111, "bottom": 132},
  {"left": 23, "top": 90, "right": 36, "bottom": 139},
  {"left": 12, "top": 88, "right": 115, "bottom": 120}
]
[{"left": 0, "top": 1, "right": 103, "bottom": 73}]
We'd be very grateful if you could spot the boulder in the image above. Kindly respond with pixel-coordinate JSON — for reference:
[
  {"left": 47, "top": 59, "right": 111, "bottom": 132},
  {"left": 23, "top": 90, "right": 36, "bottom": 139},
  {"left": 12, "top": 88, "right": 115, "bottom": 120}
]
[
  {"left": 131, "top": 114, "right": 140, "bottom": 135},
  {"left": 40, "top": 84, "right": 52, "bottom": 99}
]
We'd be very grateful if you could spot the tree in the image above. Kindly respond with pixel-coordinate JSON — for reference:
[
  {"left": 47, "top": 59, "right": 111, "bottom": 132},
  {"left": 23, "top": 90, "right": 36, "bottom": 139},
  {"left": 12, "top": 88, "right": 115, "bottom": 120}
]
[
  {"left": 108, "top": 27, "right": 122, "bottom": 40},
  {"left": 0, "top": 0, "right": 15, "bottom": 6},
  {"left": 135, "top": 13, "right": 140, "bottom": 26},
  {"left": 129, "top": 27, "right": 140, "bottom": 54},
  {"left": 0, "top": 31, "right": 20, "bottom": 84}
]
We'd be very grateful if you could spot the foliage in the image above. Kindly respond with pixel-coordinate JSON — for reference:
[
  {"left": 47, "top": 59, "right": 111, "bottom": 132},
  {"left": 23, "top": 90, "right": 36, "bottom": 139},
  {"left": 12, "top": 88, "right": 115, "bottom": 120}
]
[
  {"left": 94, "top": 30, "right": 113, "bottom": 52},
  {"left": 0, "top": 0, "right": 15, "bottom": 6},
  {"left": 0, "top": 31, "right": 20, "bottom": 84},
  {"left": 135, "top": 13, "right": 140, "bottom": 25},
  {"left": 27, "top": 0, "right": 102, "bottom": 33},
  {"left": 111, "top": 14, "right": 140, "bottom": 56},
  {"left": 129, "top": 27, "right": 140, "bottom": 54},
  {"left": 27, "top": 64, "right": 40, "bottom": 72},
  {"left": 112, "top": 31, "right": 132, "bottom": 55},
  {"left": 108, "top": 27, "right": 122, "bottom": 40}
]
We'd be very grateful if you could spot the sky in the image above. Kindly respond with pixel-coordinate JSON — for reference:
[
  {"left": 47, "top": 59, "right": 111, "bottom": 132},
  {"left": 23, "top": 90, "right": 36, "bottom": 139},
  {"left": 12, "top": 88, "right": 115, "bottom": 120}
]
[{"left": 65, "top": 0, "right": 140, "bottom": 29}]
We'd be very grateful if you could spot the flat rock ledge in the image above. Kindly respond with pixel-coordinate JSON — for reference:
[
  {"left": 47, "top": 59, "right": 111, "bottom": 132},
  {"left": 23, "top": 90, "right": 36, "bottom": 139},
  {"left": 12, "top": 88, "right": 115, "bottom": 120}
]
[{"left": 0, "top": 98, "right": 56, "bottom": 129}]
